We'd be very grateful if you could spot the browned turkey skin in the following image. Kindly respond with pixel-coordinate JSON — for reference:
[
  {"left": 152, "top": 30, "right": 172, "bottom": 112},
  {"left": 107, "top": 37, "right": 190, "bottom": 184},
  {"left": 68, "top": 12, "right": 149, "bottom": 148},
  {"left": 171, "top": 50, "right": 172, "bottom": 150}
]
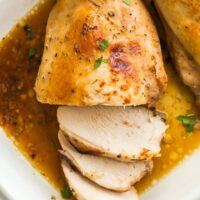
[
  {"left": 154, "top": 0, "right": 200, "bottom": 107},
  {"left": 34, "top": 0, "right": 167, "bottom": 106}
]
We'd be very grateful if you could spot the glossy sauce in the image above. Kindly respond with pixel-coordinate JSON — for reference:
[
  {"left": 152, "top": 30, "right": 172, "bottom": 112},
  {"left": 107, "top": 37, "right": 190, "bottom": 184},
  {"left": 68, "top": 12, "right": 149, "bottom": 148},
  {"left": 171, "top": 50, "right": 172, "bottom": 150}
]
[
  {"left": 0, "top": 0, "right": 65, "bottom": 190},
  {"left": 0, "top": 0, "right": 200, "bottom": 195}
]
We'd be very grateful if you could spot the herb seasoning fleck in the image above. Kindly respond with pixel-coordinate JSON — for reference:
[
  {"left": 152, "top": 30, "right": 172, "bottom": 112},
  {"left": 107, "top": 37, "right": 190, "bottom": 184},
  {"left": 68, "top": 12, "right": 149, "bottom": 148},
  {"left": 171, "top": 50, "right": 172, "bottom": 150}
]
[
  {"left": 61, "top": 185, "right": 73, "bottom": 199},
  {"left": 23, "top": 25, "right": 33, "bottom": 40},
  {"left": 176, "top": 115, "right": 197, "bottom": 133},
  {"left": 94, "top": 56, "right": 109, "bottom": 70},
  {"left": 99, "top": 39, "right": 109, "bottom": 51},
  {"left": 124, "top": 0, "right": 131, "bottom": 6},
  {"left": 28, "top": 48, "right": 36, "bottom": 58},
  {"left": 108, "top": 11, "right": 115, "bottom": 17}
]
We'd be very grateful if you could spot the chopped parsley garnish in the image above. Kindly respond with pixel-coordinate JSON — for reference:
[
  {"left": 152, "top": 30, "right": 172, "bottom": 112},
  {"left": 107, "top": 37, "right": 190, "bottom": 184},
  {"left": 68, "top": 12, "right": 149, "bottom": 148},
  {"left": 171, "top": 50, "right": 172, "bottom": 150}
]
[
  {"left": 28, "top": 48, "right": 36, "bottom": 58},
  {"left": 123, "top": 0, "right": 131, "bottom": 6},
  {"left": 176, "top": 115, "right": 197, "bottom": 133},
  {"left": 61, "top": 185, "right": 72, "bottom": 199},
  {"left": 23, "top": 25, "right": 33, "bottom": 40},
  {"left": 94, "top": 56, "right": 109, "bottom": 70},
  {"left": 99, "top": 39, "right": 109, "bottom": 51},
  {"left": 102, "top": 58, "right": 109, "bottom": 63}
]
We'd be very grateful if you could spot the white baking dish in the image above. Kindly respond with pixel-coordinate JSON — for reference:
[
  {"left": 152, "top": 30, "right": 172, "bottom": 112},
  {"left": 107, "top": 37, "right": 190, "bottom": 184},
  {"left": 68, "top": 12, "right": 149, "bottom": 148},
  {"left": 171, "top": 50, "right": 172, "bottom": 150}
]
[{"left": 0, "top": 1, "right": 200, "bottom": 200}]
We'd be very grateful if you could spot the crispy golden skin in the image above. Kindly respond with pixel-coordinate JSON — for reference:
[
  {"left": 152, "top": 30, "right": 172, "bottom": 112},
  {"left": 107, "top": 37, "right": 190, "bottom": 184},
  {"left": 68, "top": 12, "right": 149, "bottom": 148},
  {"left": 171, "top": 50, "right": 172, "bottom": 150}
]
[
  {"left": 35, "top": 0, "right": 167, "bottom": 106},
  {"left": 154, "top": 0, "right": 200, "bottom": 106}
]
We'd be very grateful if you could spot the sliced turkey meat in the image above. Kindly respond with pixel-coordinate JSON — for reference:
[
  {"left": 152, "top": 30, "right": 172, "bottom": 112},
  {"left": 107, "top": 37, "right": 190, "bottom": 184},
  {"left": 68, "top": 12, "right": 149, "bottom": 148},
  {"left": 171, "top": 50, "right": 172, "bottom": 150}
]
[
  {"left": 59, "top": 130, "right": 153, "bottom": 192},
  {"left": 58, "top": 106, "right": 167, "bottom": 161},
  {"left": 61, "top": 161, "right": 139, "bottom": 200}
]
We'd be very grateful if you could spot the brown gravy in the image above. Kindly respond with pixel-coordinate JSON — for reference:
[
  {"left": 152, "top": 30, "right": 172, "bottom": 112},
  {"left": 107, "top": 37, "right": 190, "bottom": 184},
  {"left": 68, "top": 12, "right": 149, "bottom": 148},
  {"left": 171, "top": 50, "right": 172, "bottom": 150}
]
[{"left": 0, "top": 0, "right": 65, "bottom": 190}]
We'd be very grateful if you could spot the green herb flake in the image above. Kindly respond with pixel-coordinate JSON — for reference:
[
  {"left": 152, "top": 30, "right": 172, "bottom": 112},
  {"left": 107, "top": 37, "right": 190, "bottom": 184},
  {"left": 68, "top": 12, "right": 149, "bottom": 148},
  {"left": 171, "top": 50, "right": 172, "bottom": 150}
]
[
  {"left": 28, "top": 48, "right": 36, "bottom": 58},
  {"left": 99, "top": 39, "right": 109, "bottom": 51},
  {"left": 94, "top": 57, "right": 109, "bottom": 70},
  {"left": 102, "top": 58, "right": 109, "bottom": 63},
  {"left": 61, "top": 185, "right": 73, "bottom": 199},
  {"left": 132, "top": 155, "right": 135, "bottom": 160},
  {"left": 123, "top": 0, "right": 131, "bottom": 6},
  {"left": 176, "top": 115, "right": 197, "bottom": 133},
  {"left": 23, "top": 25, "right": 33, "bottom": 40}
]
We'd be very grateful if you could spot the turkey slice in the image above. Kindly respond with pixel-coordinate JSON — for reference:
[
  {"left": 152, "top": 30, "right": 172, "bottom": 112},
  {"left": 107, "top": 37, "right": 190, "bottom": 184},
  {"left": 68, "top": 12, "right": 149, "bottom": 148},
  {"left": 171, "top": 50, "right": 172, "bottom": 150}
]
[
  {"left": 61, "top": 161, "right": 139, "bottom": 200},
  {"left": 58, "top": 106, "right": 167, "bottom": 161},
  {"left": 59, "top": 130, "right": 153, "bottom": 192}
]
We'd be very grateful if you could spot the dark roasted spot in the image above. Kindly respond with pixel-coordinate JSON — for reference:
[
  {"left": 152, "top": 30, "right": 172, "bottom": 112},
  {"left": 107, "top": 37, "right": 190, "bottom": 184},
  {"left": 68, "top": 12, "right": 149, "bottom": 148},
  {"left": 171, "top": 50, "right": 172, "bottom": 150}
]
[
  {"left": 120, "top": 84, "right": 129, "bottom": 91},
  {"left": 110, "top": 45, "right": 124, "bottom": 59},
  {"left": 110, "top": 44, "right": 132, "bottom": 76},
  {"left": 111, "top": 59, "right": 130, "bottom": 72},
  {"left": 48, "top": 37, "right": 52, "bottom": 42},
  {"left": 128, "top": 42, "right": 142, "bottom": 55},
  {"left": 71, "top": 89, "right": 75, "bottom": 93},
  {"left": 124, "top": 98, "right": 131, "bottom": 104},
  {"left": 99, "top": 82, "right": 105, "bottom": 88},
  {"left": 113, "top": 91, "right": 117, "bottom": 95}
]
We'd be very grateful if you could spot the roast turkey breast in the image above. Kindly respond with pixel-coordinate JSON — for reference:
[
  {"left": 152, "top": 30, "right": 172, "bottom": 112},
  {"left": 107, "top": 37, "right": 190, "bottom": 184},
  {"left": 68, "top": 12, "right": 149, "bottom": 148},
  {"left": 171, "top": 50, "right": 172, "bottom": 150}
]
[
  {"left": 61, "top": 161, "right": 139, "bottom": 200},
  {"left": 154, "top": 0, "right": 200, "bottom": 106},
  {"left": 59, "top": 130, "right": 153, "bottom": 192},
  {"left": 34, "top": 0, "right": 167, "bottom": 106},
  {"left": 58, "top": 106, "right": 167, "bottom": 161}
]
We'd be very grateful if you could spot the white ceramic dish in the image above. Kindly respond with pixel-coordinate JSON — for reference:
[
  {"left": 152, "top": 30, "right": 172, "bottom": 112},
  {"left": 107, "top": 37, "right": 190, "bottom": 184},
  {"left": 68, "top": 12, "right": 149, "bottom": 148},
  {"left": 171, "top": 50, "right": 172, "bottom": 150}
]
[{"left": 0, "top": 1, "right": 200, "bottom": 200}]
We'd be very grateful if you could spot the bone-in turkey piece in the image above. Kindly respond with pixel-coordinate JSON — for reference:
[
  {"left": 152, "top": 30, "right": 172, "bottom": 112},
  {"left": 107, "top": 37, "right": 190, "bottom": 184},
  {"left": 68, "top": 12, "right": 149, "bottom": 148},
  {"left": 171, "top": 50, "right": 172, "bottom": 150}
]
[
  {"left": 62, "top": 161, "right": 139, "bottom": 200},
  {"left": 58, "top": 106, "right": 167, "bottom": 161},
  {"left": 34, "top": 0, "right": 167, "bottom": 106},
  {"left": 59, "top": 131, "right": 153, "bottom": 192},
  {"left": 154, "top": 0, "right": 200, "bottom": 107}
]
